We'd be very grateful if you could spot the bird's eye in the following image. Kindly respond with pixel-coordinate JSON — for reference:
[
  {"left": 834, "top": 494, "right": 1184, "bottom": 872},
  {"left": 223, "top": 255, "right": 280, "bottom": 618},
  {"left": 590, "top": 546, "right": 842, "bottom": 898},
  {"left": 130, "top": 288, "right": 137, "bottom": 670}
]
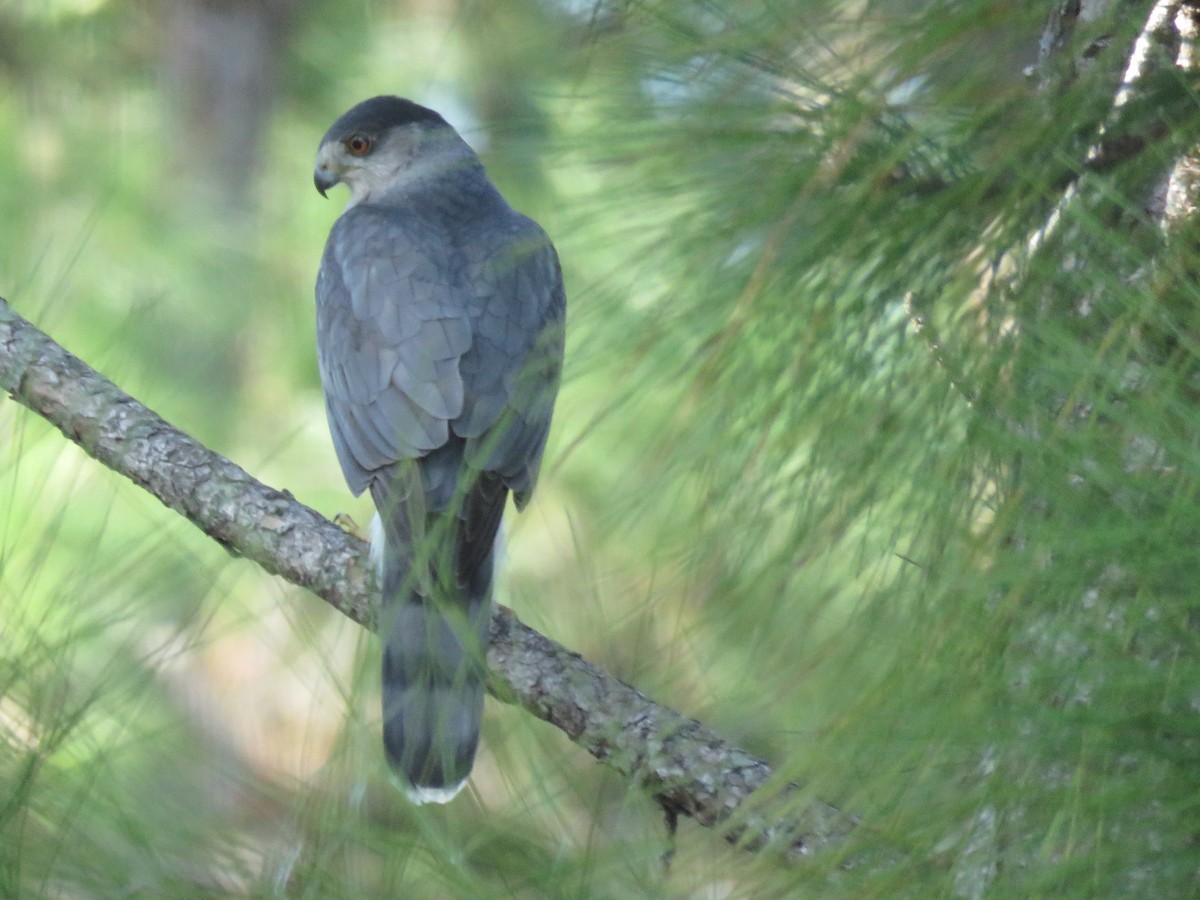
[{"left": 346, "top": 134, "right": 373, "bottom": 156}]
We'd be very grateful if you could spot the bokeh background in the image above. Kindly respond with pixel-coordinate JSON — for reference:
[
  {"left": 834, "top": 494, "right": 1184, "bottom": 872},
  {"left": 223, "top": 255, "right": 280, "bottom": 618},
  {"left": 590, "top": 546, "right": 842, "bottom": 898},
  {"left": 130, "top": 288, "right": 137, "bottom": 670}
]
[{"left": 3, "top": 1, "right": 1200, "bottom": 897}]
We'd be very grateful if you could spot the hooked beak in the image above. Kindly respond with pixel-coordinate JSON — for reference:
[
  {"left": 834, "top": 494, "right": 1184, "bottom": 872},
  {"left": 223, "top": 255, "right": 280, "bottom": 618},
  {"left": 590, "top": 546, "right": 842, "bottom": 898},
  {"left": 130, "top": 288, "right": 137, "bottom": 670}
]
[
  {"left": 314, "top": 166, "right": 339, "bottom": 198},
  {"left": 314, "top": 141, "right": 347, "bottom": 198}
]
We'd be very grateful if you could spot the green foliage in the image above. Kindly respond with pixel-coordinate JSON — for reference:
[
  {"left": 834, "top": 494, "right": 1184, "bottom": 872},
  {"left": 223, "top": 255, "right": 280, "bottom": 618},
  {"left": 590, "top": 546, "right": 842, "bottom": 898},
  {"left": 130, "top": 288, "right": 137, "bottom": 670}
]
[{"left": 2, "top": 0, "right": 1199, "bottom": 896}]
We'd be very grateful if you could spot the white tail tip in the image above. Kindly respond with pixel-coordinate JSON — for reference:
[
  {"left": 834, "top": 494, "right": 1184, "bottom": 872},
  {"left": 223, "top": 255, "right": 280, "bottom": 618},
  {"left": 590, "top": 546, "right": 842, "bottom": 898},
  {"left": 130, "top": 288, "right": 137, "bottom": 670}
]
[{"left": 390, "top": 771, "right": 468, "bottom": 806}]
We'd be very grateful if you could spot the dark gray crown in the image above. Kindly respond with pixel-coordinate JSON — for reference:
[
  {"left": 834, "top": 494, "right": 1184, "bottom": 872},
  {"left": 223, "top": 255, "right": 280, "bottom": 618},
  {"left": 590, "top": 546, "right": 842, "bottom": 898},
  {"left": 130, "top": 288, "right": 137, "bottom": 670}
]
[{"left": 320, "top": 96, "right": 449, "bottom": 148}]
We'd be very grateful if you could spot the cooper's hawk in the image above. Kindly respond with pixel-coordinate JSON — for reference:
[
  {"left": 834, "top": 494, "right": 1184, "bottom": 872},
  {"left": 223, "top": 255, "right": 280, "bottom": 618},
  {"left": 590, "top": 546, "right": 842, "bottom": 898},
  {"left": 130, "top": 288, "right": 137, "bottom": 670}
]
[{"left": 313, "top": 96, "right": 565, "bottom": 803}]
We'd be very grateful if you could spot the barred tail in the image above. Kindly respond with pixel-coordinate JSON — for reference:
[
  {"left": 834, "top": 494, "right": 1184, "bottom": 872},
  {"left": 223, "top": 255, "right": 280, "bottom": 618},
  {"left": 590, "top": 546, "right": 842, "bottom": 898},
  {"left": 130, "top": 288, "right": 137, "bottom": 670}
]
[
  {"left": 381, "top": 599, "right": 487, "bottom": 803},
  {"left": 371, "top": 505, "right": 494, "bottom": 805}
]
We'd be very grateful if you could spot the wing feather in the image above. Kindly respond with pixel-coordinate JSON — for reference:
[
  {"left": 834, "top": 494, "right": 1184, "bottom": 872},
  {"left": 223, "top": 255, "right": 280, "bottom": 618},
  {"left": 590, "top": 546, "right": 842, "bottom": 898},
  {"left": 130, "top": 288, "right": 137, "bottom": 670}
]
[
  {"left": 317, "top": 207, "right": 469, "bottom": 492},
  {"left": 316, "top": 197, "right": 564, "bottom": 511},
  {"left": 457, "top": 220, "right": 565, "bottom": 505}
]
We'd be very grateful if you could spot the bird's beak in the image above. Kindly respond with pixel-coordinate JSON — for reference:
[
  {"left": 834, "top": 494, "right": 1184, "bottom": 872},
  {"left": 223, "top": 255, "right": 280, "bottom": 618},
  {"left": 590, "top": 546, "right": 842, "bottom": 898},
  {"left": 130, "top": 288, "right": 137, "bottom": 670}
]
[
  {"left": 314, "top": 143, "right": 341, "bottom": 197},
  {"left": 314, "top": 166, "right": 339, "bottom": 198}
]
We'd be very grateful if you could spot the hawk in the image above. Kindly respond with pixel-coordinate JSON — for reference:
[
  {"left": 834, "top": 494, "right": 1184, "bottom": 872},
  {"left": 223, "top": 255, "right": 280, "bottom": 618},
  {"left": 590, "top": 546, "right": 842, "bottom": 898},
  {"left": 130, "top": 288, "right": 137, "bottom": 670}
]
[{"left": 313, "top": 96, "right": 565, "bottom": 803}]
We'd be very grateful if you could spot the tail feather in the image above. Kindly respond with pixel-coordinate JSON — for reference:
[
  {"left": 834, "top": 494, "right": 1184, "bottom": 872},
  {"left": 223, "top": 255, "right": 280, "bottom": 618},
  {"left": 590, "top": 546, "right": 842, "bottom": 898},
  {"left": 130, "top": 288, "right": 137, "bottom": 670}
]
[
  {"left": 370, "top": 465, "right": 503, "bottom": 803},
  {"left": 381, "top": 598, "right": 488, "bottom": 801}
]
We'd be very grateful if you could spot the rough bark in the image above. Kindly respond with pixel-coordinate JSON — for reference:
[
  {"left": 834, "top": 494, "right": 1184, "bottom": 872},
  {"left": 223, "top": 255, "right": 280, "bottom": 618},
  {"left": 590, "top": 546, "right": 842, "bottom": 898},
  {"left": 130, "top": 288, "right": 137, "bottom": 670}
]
[{"left": 0, "top": 295, "right": 854, "bottom": 860}]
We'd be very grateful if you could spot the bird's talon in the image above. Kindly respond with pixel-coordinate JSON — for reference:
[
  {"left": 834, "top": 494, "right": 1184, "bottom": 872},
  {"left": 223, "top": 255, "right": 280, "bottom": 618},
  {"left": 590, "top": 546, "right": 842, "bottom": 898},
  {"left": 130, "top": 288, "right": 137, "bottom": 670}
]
[{"left": 334, "top": 512, "right": 367, "bottom": 541}]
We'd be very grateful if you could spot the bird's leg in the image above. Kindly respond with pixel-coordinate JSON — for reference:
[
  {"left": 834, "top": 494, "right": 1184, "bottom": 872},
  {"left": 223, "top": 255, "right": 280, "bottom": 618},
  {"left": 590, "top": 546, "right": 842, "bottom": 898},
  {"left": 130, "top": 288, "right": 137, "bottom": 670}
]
[{"left": 333, "top": 512, "right": 368, "bottom": 542}]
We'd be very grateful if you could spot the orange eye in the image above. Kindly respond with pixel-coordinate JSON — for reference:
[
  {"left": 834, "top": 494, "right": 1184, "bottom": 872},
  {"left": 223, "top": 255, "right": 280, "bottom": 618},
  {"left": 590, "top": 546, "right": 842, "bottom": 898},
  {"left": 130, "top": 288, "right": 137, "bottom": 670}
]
[{"left": 346, "top": 134, "right": 372, "bottom": 156}]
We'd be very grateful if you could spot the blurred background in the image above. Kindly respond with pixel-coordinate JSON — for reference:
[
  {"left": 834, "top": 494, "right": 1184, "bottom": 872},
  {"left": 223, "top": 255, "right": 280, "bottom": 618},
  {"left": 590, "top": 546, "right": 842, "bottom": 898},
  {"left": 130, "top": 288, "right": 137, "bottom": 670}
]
[{"left": 2, "top": 1, "right": 1200, "bottom": 897}]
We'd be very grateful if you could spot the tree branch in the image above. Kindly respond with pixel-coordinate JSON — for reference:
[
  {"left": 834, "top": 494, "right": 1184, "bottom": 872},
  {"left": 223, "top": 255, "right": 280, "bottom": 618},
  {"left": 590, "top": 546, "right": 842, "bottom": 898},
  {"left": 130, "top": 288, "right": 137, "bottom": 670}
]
[{"left": 0, "top": 295, "right": 854, "bottom": 859}]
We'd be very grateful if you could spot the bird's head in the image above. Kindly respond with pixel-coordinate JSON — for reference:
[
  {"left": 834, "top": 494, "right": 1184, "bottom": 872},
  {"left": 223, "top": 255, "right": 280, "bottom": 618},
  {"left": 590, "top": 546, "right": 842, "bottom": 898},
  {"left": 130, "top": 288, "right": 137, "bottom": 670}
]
[{"left": 314, "top": 96, "right": 471, "bottom": 206}]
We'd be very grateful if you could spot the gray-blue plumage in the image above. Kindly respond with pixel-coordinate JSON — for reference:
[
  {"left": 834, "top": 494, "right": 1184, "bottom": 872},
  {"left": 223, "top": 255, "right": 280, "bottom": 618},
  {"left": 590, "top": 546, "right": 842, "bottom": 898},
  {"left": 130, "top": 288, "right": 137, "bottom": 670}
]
[{"left": 314, "top": 97, "right": 564, "bottom": 800}]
